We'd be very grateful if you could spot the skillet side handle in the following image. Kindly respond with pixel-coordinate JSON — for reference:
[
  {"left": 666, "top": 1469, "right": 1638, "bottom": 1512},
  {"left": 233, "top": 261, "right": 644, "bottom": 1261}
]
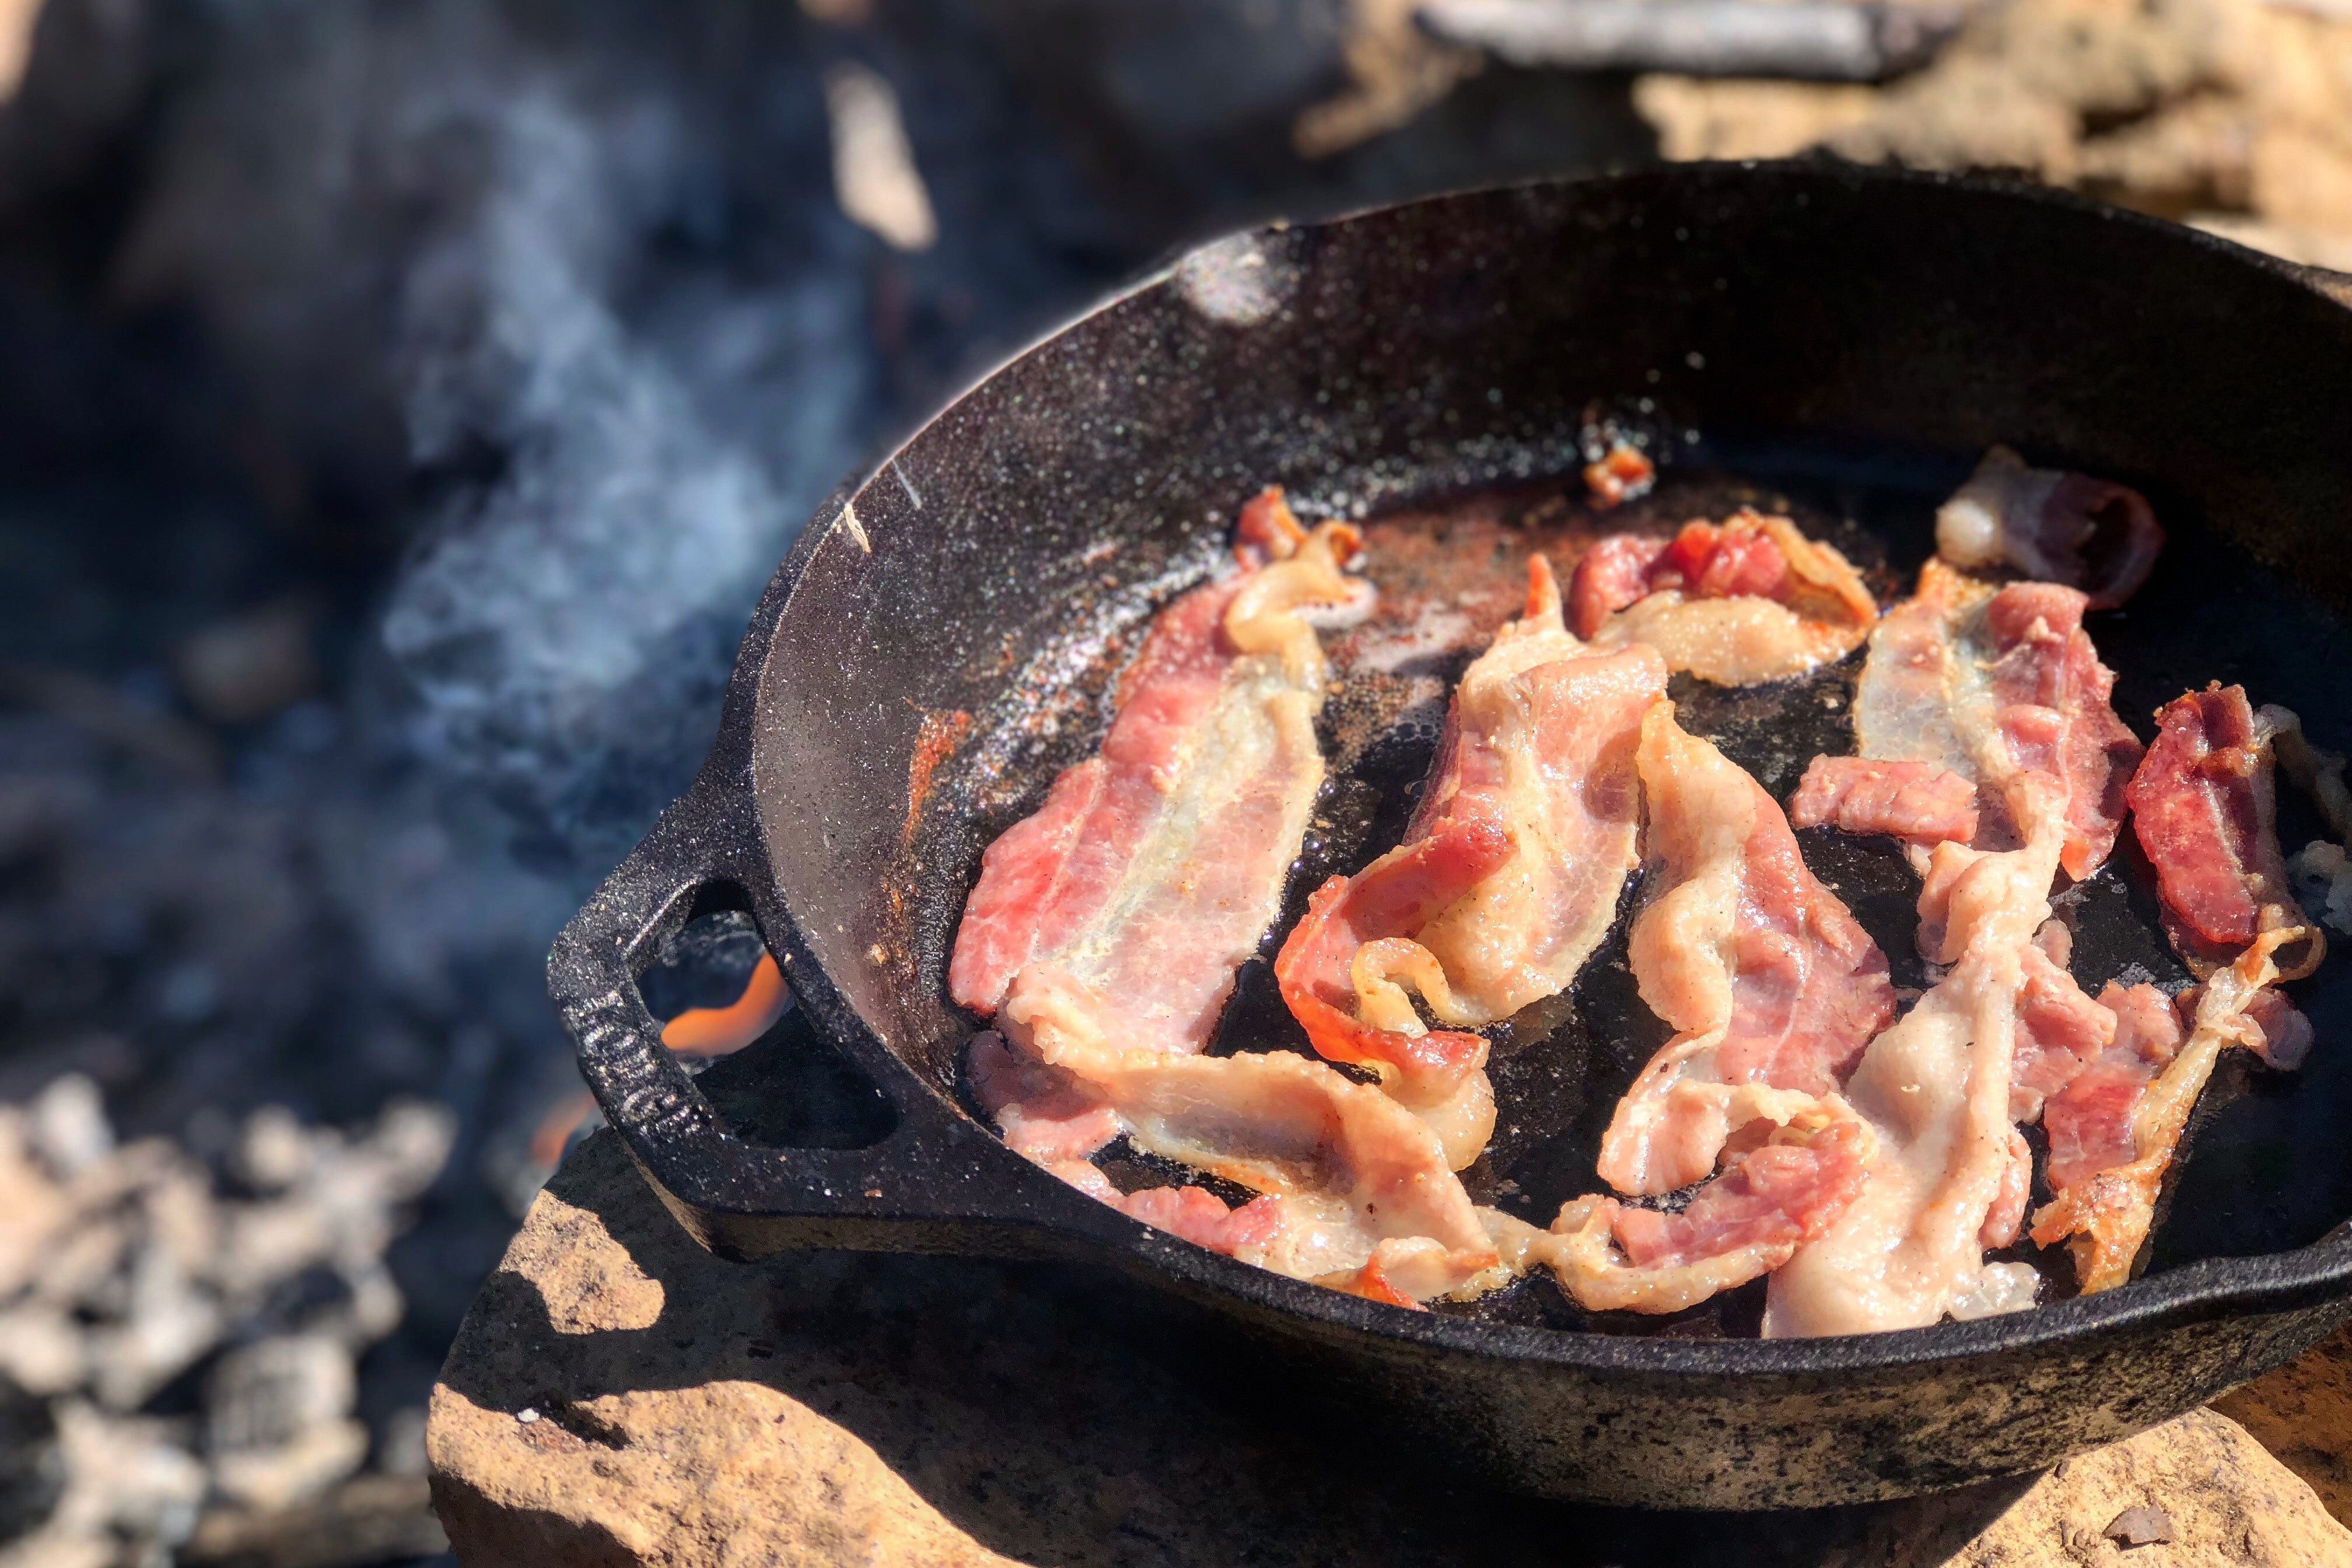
[{"left": 548, "top": 785, "right": 1079, "bottom": 1265}]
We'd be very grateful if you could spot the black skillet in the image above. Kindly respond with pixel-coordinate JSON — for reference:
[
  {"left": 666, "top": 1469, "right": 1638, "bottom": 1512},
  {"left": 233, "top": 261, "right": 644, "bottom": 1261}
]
[{"left": 549, "top": 162, "right": 2352, "bottom": 1509}]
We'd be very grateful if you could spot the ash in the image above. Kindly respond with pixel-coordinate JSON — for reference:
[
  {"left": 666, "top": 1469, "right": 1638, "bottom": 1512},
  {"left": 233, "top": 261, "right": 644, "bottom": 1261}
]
[{"left": 0, "top": 0, "right": 1648, "bottom": 1561}]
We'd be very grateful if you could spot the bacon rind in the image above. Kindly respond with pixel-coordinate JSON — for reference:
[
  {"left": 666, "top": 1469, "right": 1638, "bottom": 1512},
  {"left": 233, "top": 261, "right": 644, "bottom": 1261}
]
[
  {"left": 1762, "top": 802, "right": 2073, "bottom": 1337},
  {"left": 1933, "top": 445, "right": 2165, "bottom": 610},
  {"left": 1788, "top": 757, "right": 1980, "bottom": 850},
  {"left": 1597, "top": 708, "right": 1895, "bottom": 1199},
  {"left": 1567, "top": 535, "right": 1668, "bottom": 639},
  {"left": 2031, "top": 691, "right": 2324, "bottom": 1290},
  {"left": 1583, "top": 442, "right": 1657, "bottom": 510},
  {"left": 1277, "top": 827, "right": 1513, "bottom": 1087},
  {"left": 2028, "top": 692, "right": 2326, "bottom": 1295},
  {"left": 2006, "top": 940, "right": 2119, "bottom": 1123}
]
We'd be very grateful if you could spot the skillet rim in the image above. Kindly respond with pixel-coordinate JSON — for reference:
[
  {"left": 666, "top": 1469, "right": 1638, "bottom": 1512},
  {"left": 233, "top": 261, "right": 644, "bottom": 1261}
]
[{"left": 710, "top": 159, "right": 2352, "bottom": 1377}]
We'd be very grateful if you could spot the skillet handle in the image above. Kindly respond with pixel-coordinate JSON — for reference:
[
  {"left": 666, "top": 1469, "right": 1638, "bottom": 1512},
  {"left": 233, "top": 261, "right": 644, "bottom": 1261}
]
[{"left": 547, "top": 782, "right": 1083, "bottom": 1264}]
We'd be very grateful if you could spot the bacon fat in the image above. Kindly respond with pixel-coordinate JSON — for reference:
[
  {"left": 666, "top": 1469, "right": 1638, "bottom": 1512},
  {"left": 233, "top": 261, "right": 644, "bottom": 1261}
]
[
  {"left": 1934, "top": 445, "right": 2164, "bottom": 609},
  {"left": 1568, "top": 509, "right": 1877, "bottom": 687}
]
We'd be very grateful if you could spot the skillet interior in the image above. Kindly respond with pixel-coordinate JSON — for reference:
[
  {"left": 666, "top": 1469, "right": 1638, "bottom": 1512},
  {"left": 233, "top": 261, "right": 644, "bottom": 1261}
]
[{"left": 743, "top": 164, "right": 2352, "bottom": 1343}]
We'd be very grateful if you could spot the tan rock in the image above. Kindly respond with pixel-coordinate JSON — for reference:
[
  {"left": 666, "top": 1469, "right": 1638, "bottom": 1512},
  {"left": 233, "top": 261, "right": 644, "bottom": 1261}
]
[
  {"left": 1294, "top": 0, "right": 1481, "bottom": 158},
  {"left": 431, "top": 1132, "right": 2352, "bottom": 1568},
  {"left": 1825, "top": 57, "right": 2084, "bottom": 182},
  {"left": 2077, "top": 93, "right": 2258, "bottom": 209},
  {"left": 1632, "top": 76, "right": 1881, "bottom": 163},
  {"left": 0, "top": 1110, "right": 67, "bottom": 1301},
  {"left": 1830, "top": 1408, "right": 2352, "bottom": 1566},
  {"left": 431, "top": 1382, "right": 1014, "bottom": 1568},
  {"left": 2216, "top": 1321, "right": 2352, "bottom": 1526},
  {"left": 2250, "top": 123, "right": 2352, "bottom": 230}
]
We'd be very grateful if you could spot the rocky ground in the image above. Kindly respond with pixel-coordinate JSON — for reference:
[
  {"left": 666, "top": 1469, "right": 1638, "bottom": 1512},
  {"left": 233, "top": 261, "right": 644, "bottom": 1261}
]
[{"left": 426, "top": 1128, "right": 2352, "bottom": 1568}]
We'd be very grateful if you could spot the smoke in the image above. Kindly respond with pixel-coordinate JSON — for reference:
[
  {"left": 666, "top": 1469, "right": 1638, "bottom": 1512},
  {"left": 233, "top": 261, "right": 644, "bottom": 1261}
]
[
  {"left": 379, "top": 65, "right": 870, "bottom": 865},
  {"left": 6, "top": 0, "right": 1649, "bottom": 876}
]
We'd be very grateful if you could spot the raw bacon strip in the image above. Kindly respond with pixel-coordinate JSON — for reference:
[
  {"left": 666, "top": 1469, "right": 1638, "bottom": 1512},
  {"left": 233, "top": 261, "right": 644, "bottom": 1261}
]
[
  {"left": 1788, "top": 757, "right": 1980, "bottom": 851},
  {"left": 1276, "top": 557, "right": 1667, "bottom": 1168},
  {"left": 1934, "top": 446, "right": 2165, "bottom": 610},
  {"left": 1048, "top": 1157, "right": 1286, "bottom": 1256},
  {"left": 2126, "top": 685, "right": 2306, "bottom": 968},
  {"left": 1853, "top": 560, "right": 2141, "bottom": 882},
  {"left": 957, "top": 491, "right": 1506, "bottom": 1304},
  {"left": 981, "top": 968, "right": 1501, "bottom": 1303},
  {"left": 2033, "top": 690, "right": 2325, "bottom": 1293},
  {"left": 1570, "top": 509, "right": 1878, "bottom": 686},
  {"left": 1763, "top": 786, "right": 2071, "bottom": 1338},
  {"left": 1486, "top": 1114, "right": 1873, "bottom": 1315},
  {"left": 1597, "top": 707, "right": 1896, "bottom": 1198},
  {"left": 2030, "top": 926, "right": 2312, "bottom": 1292},
  {"left": 951, "top": 489, "right": 1371, "bottom": 1051},
  {"left": 1767, "top": 562, "right": 2153, "bottom": 1334}
]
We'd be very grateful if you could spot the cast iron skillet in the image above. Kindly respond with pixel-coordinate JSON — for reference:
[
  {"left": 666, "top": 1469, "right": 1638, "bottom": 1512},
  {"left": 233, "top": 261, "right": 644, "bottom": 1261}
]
[{"left": 550, "top": 162, "right": 2352, "bottom": 1509}]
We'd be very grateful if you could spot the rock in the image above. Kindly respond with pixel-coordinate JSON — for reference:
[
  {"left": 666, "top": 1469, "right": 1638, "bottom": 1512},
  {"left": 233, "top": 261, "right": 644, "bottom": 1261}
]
[
  {"left": 2106, "top": 1503, "right": 2174, "bottom": 1546},
  {"left": 234, "top": 1107, "right": 316, "bottom": 1194},
  {"left": 2248, "top": 123, "right": 2352, "bottom": 232},
  {"left": 0, "top": 1114, "right": 67, "bottom": 1303},
  {"left": 210, "top": 1424, "right": 372, "bottom": 1520},
  {"left": 2075, "top": 94, "right": 2257, "bottom": 208},
  {"left": 1625, "top": 0, "right": 2352, "bottom": 267},
  {"left": 0, "top": 1096, "right": 454, "bottom": 1566},
  {"left": 6, "top": 1401, "right": 209, "bottom": 1565},
  {"left": 1630, "top": 76, "right": 1881, "bottom": 163},
  {"left": 430, "top": 1131, "right": 2352, "bottom": 1568},
  {"left": 0, "top": 1312, "right": 82, "bottom": 1399},
  {"left": 88, "top": 1246, "right": 221, "bottom": 1410},
  {"left": 2190, "top": 211, "right": 2352, "bottom": 272},
  {"left": 2216, "top": 1320, "right": 2352, "bottom": 1525},
  {"left": 25, "top": 1077, "right": 109, "bottom": 1181},
  {"left": 207, "top": 1336, "right": 366, "bottom": 1511},
  {"left": 1826, "top": 55, "right": 2086, "bottom": 182}
]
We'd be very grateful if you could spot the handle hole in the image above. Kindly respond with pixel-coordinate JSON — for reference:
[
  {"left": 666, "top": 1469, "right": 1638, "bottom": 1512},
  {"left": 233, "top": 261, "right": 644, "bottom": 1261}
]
[
  {"left": 639, "top": 906, "right": 772, "bottom": 1034},
  {"left": 639, "top": 905, "right": 896, "bottom": 1152}
]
